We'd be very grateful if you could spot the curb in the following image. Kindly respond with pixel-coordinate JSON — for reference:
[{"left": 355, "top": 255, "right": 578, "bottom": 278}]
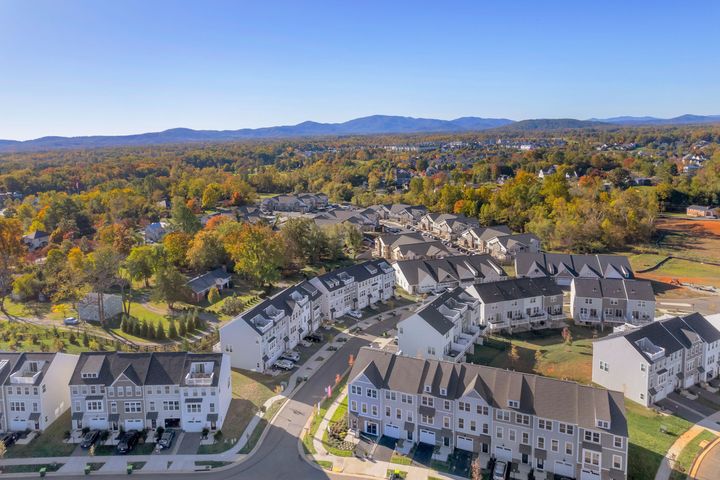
[{"left": 688, "top": 435, "right": 720, "bottom": 479}]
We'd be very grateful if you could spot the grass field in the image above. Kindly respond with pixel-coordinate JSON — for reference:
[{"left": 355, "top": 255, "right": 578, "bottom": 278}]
[
  {"left": 5, "top": 411, "right": 76, "bottom": 458},
  {"left": 668, "top": 430, "right": 717, "bottom": 480},
  {"left": 634, "top": 257, "right": 720, "bottom": 288},
  {"left": 466, "top": 323, "right": 603, "bottom": 384},
  {"left": 625, "top": 401, "right": 694, "bottom": 480},
  {"left": 302, "top": 376, "right": 348, "bottom": 455}
]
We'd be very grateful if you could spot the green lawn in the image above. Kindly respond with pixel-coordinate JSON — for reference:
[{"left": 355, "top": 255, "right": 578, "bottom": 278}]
[
  {"left": 302, "top": 375, "right": 348, "bottom": 455},
  {"left": 5, "top": 410, "right": 76, "bottom": 458},
  {"left": 625, "top": 401, "right": 694, "bottom": 480},
  {"left": 669, "top": 430, "right": 717, "bottom": 480},
  {"left": 197, "top": 369, "right": 286, "bottom": 454},
  {"left": 315, "top": 460, "right": 333, "bottom": 470},
  {"left": 0, "top": 463, "right": 63, "bottom": 474},
  {"left": 466, "top": 324, "right": 604, "bottom": 384},
  {"left": 390, "top": 453, "right": 413, "bottom": 465},
  {"left": 321, "top": 396, "right": 353, "bottom": 457},
  {"left": 636, "top": 257, "right": 720, "bottom": 287},
  {"left": 238, "top": 398, "right": 285, "bottom": 454}
]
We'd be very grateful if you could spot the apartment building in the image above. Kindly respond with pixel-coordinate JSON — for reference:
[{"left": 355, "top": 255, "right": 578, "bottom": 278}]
[
  {"left": 349, "top": 348, "right": 628, "bottom": 480},
  {"left": 593, "top": 313, "right": 720, "bottom": 407},
  {"left": 515, "top": 253, "right": 633, "bottom": 286},
  {"left": 310, "top": 259, "right": 395, "bottom": 321},
  {"left": 485, "top": 233, "right": 541, "bottom": 264},
  {"left": 69, "top": 352, "right": 231, "bottom": 433},
  {"left": 458, "top": 225, "right": 511, "bottom": 252},
  {"left": 571, "top": 278, "right": 655, "bottom": 327},
  {"left": 397, "top": 288, "right": 483, "bottom": 362},
  {"left": 393, "top": 255, "right": 507, "bottom": 295},
  {"left": 219, "top": 280, "right": 323, "bottom": 371},
  {"left": 465, "top": 277, "right": 565, "bottom": 334},
  {"left": 0, "top": 352, "right": 78, "bottom": 432}
]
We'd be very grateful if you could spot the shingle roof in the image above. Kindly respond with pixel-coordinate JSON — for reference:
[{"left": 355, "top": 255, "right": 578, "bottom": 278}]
[
  {"left": 515, "top": 253, "right": 633, "bottom": 280},
  {"left": 350, "top": 348, "right": 627, "bottom": 437},
  {"left": 186, "top": 268, "right": 231, "bottom": 294},
  {"left": 409, "top": 288, "right": 479, "bottom": 335},
  {"left": 394, "top": 255, "right": 506, "bottom": 285},
  {"left": 466, "top": 277, "right": 562, "bottom": 303},
  {"left": 0, "top": 352, "right": 57, "bottom": 386},
  {"left": 572, "top": 278, "right": 655, "bottom": 302}
]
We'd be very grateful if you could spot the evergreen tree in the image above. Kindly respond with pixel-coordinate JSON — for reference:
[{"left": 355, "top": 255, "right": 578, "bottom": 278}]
[
  {"left": 168, "top": 320, "right": 178, "bottom": 339},
  {"left": 147, "top": 322, "right": 156, "bottom": 340},
  {"left": 156, "top": 323, "right": 166, "bottom": 340},
  {"left": 140, "top": 320, "right": 149, "bottom": 338},
  {"left": 82, "top": 330, "right": 90, "bottom": 347},
  {"left": 178, "top": 318, "right": 187, "bottom": 337}
]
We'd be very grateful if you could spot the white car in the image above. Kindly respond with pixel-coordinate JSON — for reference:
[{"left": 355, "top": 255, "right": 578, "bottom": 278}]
[
  {"left": 64, "top": 317, "right": 80, "bottom": 326},
  {"left": 280, "top": 351, "right": 300, "bottom": 362},
  {"left": 274, "top": 359, "right": 295, "bottom": 371},
  {"left": 347, "top": 310, "right": 362, "bottom": 319}
]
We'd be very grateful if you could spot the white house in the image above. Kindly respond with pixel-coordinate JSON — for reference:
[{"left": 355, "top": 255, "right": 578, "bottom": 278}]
[
  {"left": 397, "top": 288, "right": 483, "bottom": 362},
  {"left": 466, "top": 277, "right": 565, "bottom": 334},
  {"left": 570, "top": 278, "right": 655, "bottom": 327},
  {"left": 593, "top": 313, "right": 720, "bottom": 407},
  {"left": 0, "top": 352, "right": 78, "bottom": 432}
]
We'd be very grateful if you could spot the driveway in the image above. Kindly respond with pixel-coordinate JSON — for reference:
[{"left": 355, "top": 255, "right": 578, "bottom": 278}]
[{"left": 175, "top": 432, "right": 202, "bottom": 455}]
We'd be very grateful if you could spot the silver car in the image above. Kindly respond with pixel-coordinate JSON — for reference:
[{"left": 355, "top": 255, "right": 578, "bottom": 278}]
[
  {"left": 274, "top": 359, "right": 295, "bottom": 371},
  {"left": 280, "top": 351, "right": 300, "bottom": 362}
]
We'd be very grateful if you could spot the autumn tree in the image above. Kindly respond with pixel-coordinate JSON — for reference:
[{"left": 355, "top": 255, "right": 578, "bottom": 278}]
[
  {"left": 222, "top": 223, "right": 284, "bottom": 287},
  {"left": 0, "top": 218, "right": 24, "bottom": 314},
  {"left": 82, "top": 247, "right": 122, "bottom": 327},
  {"left": 152, "top": 266, "right": 187, "bottom": 309},
  {"left": 171, "top": 199, "right": 201, "bottom": 234},
  {"left": 125, "top": 245, "right": 161, "bottom": 287},
  {"left": 162, "top": 231, "right": 192, "bottom": 267},
  {"left": 186, "top": 229, "right": 226, "bottom": 271}
]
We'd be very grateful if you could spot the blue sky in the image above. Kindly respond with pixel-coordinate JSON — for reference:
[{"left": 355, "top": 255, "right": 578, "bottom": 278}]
[{"left": 1, "top": 0, "right": 718, "bottom": 140}]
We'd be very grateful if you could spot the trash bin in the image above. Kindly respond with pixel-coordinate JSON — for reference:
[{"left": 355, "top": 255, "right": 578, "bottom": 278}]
[
  {"left": 127, "top": 464, "right": 133, "bottom": 475},
  {"left": 84, "top": 465, "right": 91, "bottom": 475},
  {"left": 39, "top": 467, "right": 47, "bottom": 477}
]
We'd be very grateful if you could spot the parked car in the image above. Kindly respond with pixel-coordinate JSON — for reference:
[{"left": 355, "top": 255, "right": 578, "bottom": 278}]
[
  {"left": 304, "top": 333, "right": 322, "bottom": 343},
  {"left": 158, "top": 430, "right": 175, "bottom": 450},
  {"left": 392, "top": 336, "right": 398, "bottom": 345},
  {"left": 1, "top": 432, "right": 18, "bottom": 447},
  {"left": 274, "top": 359, "right": 295, "bottom": 371},
  {"left": 280, "top": 351, "right": 300, "bottom": 362},
  {"left": 64, "top": 317, "right": 80, "bottom": 326},
  {"left": 80, "top": 430, "right": 99, "bottom": 449},
  {"left": 116, "top": 430, "right": 140, "bottom": 454},
  {"left": 492, "top": 460, "right": 508, "bottom": 480},
  {"left": 347, "top": 310, "right": 362, "bottom": 319}
]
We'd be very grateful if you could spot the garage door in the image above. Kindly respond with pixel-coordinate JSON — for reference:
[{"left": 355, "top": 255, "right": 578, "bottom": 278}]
[
  {"left": 383, "top": 423, "right": 401, "bottom": 439},
  {"left": 581, "top": 469, "right": 601, "bottom": 480},
  {"left": 125, "top": 419, "right": 144, "bottom": 430},
  {"left": 494, "top": 445, "right": 512, "bottom": 462},
  {"left": 9, "top": 418, "right": 27, "bottom": 431},
  {"left": 554, "top": 461, "right": 574, "bottom": 477},
  {"left": 456, "top": 435, "right": 474, "bottom": 452},
  {"left": 87, "top": 416, "right": 107, "bottom": 430},
  {"left": 419, "top": 429, "right": 436, "bottom": 445}
]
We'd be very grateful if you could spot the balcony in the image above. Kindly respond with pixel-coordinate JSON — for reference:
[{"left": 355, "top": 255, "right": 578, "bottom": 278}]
[
  {"left": 463, "top": 325, "right": 480, "bottom": 337},
  {"left": 10, "top": 369, "right": 41, "bottom": 385},
  {"left": 185, "top": 371, "right": 214, "bottom": 386}
]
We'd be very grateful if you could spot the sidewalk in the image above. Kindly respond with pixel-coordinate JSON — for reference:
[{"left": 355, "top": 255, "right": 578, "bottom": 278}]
[
  {"left": 0, "top": 302, "right": 413, "bottom": 476},
  {"left": 654, "top": 409, "right": 720, "bottom": 480}
]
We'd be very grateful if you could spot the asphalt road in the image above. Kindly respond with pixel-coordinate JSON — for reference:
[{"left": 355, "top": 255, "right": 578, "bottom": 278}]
[
  {"left": 694, "top": 438, "right": 720, "bottom": 480},
  {"left": 45, "top": 312, "right": 405, "bottom": 480}
]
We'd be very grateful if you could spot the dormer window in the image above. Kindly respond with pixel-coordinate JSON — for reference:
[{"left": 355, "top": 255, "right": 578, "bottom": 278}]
[
  {"left": 596, "top": 420, "right": 610, "bottom": 429},
  {"left": 424, "top": 385, "right": 431, "bottom": 393},
  {"left": 440, "top": 388, "right": 447, "bottom": 396},
  {"left": 81, "top": 372, "right": 98, "bottom": 379},
  {"left": 508, "top": 400, "right": 519, "bottom": 409}
]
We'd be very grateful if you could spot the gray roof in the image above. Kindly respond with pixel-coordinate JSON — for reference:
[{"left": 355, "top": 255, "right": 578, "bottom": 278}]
[
  {"left": 70, "top": 352, "right": 224, "bottom": 387},
  {"left": 350, "top": 348, "right": 628, "bottom": 437},
  {"left": 605, "top": 313, "right": 720, "bottom": 363},
  {"left": 394, "top": 255, "right": 506, "bottom": 285},
  {"left": 490, "top": 233, "right": 540, "bottom": 249},
  {"left": 395, "top": 241, "right": 449, "bottom": 258},
  {"left": 572, "top": 278, "right": 654, "bottom": 302},
  {"left": 467, "top": 277, "right": 562, "bottom": 303},
  {"left": 515, "top": 253, "right": 633, "bottom": 280},
  {"left": 377, "top": 232, "right": 425, "bottom": 249},
  {"left": 313, "top": 259, "right": 393, "bottom": 292},
  {"left": 463, "top": 225, "right": 512, "bottom": 242},
  {"left": 410, "top": 288, "right": 479, "bottom": 335},
  {"left": 186, "top": 268, "right": 231, "bottom": 294},
  {"left": 0, "top": 352, "right": 57, "bottom": 387}
]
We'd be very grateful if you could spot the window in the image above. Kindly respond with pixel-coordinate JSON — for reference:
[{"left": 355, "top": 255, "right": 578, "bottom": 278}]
[
  {"left": 470, "top": 420, "right": 476, "bottom": 432},
  {"left": 385, "top": 391, "right": 396, "bottom": 401},
  {"left": 521, "top": 432, "right": 529, "bottom": 445},
  {"left": 350, "top": 400, "right": 358, "bottom": 412},
  {"left": 361, "top": 403, "right": 368, "bottom": 414},
  {"left": 117, "top": 387, "right": 124, "bottom": 397},
  {"left": 444, "top": 400, "right": 451, "bottom": 411},
  {"left": 496, "top": 410, "right": 510, "bottom": 422},
  {"left": 597, "top": 419, "right": 610, "bottom": 429},
  {"left": 565, "top": 442, "right": 573, "bottom": 455},
  {"left": 516, "top": 413, "right": 530, "bottom": 425},
  {"left": 440, "top": 388, "right": 447, "bottom": 396},
  {"left": 613, "top": 455, "right": 623, "bottom": 470},
  {"left": 509, "top": 429, "right": 516, "bottom": 442},
  {"left": 483, "top": 423, "right": 489, "bottom": 435},
  {"left": 371, "top": 405, "right": 378, "bottom": 417},
  {"left": 107, "top": 387, "right": 114, "bottom": 397},
  {"left": 424, "top": 384, "right": 432, "bottom": 393},
  {"left": 420, "top": 414, "right": 434, "bottom": 424},
  {"left": 583, "top": 450, "right": 600, "bottom": 466},
  {"left": 443, "top": 416, "right": 451, "bottom": 428},
  {"left": 508, "top": 400, "right": 519, "bottom": 409},
  {"left": 350, "top": 385, "right": 361, "bottom": 395},
  {"left": 9, "top": 402, "right": 25, "bottom": 412},
  {"left": 385, "top": 406, "right": 391, "bottom": 417},
  {"left": 187, "top": 403, "right": 201, "bottom": 413},
  {"left": 111, "top": 402, "right": 117, "bottom": 413},
  {"left": 538, "top": 419, "right": 552, "bottom": 431},
  {"left": 496, "top": 426, "right": 503, "bottom": 439},
  {"left": 396, "top": 408, "right": 402, "bottom": 420},
  {"left": 125, "top": 386, "right": 132, "bottom": 396},
  {"left": 476, "top": 405, "right": 488, "bottom": 415},
  {"left": 457, "top": 418, "right": 464, "bottom": 429},
  {"left": 551, "top": 439, "right": 559, "bottom": 452},
  {"left": 559, "top": 423, "right": 574, "bottom": 435},
  {"left": 86, "top": 401, "right": 103, "bottom": 412},
  {"left": 421, "top": 396, "right": 434, "bottom": 407},
  {"left": 614, "top": 436, "right": 623, "bottom": 448},
  {"left": 401, "top": 394, "right": 413, "bottom": 404},
  {"left": 459, "top": 401, "right": 470, "bottom": 412},
  {"left": 124, "top": 401, "right": 142, "bottom": 413},
  {"left": 162, "top": 401, "right": 179, "bottom": 411},
  {"left": 641, "top": 364, "right": 646, "bottom": 372},
  {"left": 537, "top": 436, "right": 545, "bottom": 449},
  {"left": 599, "top": 361, "right": 609, "bottom": 372},
  {"left": 135, "top": 386, "right": 142, "bottom": 396},
  {"left": 366, "top": 388, "right": 377, "bottom": 399},
  {"left": 584, "top": 430, "right": 601, "bottom": 444}
]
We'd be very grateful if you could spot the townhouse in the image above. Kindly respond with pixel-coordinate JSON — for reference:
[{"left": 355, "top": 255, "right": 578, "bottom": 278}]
[
  {"left": 397, "top": 288, "right": 483, "bottom": 362},
  {"left": 458, "top": 225, "right": 511, "bottom": 252},
  {"left": 375, "top": 232, "right": 426, "bottom": 259},
  {"left": 419, "top": 214, "right": 479, "bottom": 240},
  {"left": 593, "top": 313, "right": 720, "bottom": 407},
  {"left": 219, "top": 280, "right": 323, "bottom": 371},
  {"left": 0, "top": 352, "right": 78, "bottom": 432},
  {"left": 260, "top": 193, "right": 328, "bottom": 213},
  {"left": 309, "top": 208, "right": 378, "bottom": 232},
  {"left": 373, "top": 204, "right": 427, "bottom": 225},
  {"left": 349, "top": 348, "right": 628, "bottom": 480},
  {"left": 515, "top": 253, "right": 634, "bottom": 287},
  {"left": 69, "top": 352, "right": 231, "bottom": 433},
  {"left": 310, "top": 259, "right": 395, "bottom": 321},
  {"left": 393, "top": 241, "right": 450, "bottom": 261},
  {"left": 465, "top": 277, "right": 565, "bottom": 334},
  {"left": 393, "top": 255, "right": 507, "bottom": 296},
  {"left": 485, "top": 233, "right": 541, "bottom": 264},
  {"left": 570, "top": 278, "right": 655, "bottom": 327}
]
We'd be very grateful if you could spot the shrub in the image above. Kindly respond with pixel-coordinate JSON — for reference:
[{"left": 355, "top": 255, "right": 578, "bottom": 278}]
[{"left": 219, "top": 295, "right": 245, "bottom": 316}]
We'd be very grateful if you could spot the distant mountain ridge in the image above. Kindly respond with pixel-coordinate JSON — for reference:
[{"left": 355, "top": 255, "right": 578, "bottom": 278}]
[{"left": 1, "top": 113, "right": 719, "bottom": 152}]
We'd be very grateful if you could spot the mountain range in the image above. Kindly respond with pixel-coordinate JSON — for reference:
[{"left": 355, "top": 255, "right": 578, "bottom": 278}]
[{"left": 1, "top": 114, "right": 719, "bottom": 152}]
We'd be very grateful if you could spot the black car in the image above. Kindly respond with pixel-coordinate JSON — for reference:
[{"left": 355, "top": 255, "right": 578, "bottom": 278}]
[
  {"left": 116, "top": 430, "right": 140, "bottom": 454},
  {"left": 0, "top": 432, "right": 18, "bottom": 447},
  {"left": 80, "top": 430, "right": 99, "bottom": 449},
  {"left": 158, "top": 430, "right": 175, "bottom": 450},
  {"left": 304, "top": 333, "right": 322, "bottom": 343}
]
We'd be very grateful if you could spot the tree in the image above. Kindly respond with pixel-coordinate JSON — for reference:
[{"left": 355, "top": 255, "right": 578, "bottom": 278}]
[
  {"left": 207, "top": 286, "right": 221, "bottom": 305},
  {"left": 508, "top": 344, "right": 520, "bottom": 366},
  {"left": 470, "top": 456, "right": 481, "bottom": 480},
  {"left": 162, "top": 232, "right": 192, "bottom": 267},
  {"left": 186, "top": 230, "right": 226, "bottom": 271},
  {"left": 223, "top": 223, "right": 284, "bottom": 287},
  {"left": 0, "top": 440, "right": 7, "bottom": 459},
  {"left": 178, "top": 317, "right": 187, "bottom": 337},
  {"left": 125, "top": 245, "right": 160, "bottom": 287},
  {"left": 156, "top": 322, "right": 166, "bottom": 340},
  {"left": 171, "top": 199, "right": 201, "bottom": 234},
  {"left": 81, "top": 247, "right": 121, "bottom": 327},
  {"left": 168, "top": 319, "right": 178, "bottom": 339},
  {"left": 280, "top": 217, "right": 327, "bottom": 264},
  {"left": 0, "top": 218, "right": 24, "bottom": 315},
  {"left": 562, "top": 326, "right": 573, "bottom": 345},
  {"left": 152, "top": 266, "right": 187, "bottom": 309},
  {"left": 342, "top": 224, "right": 363, "bottom": 258},
  {"left": 201, "top": 183, "right": 224, "bottom": 210}
]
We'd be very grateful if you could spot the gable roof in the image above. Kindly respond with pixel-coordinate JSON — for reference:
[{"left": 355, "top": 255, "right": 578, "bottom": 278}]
[
  {"left": 572, "top": 278, "right": 655, "bottom": 302},
  {"left": 516, "top": 253, "right": 633, "bottom": 280},
  {"left": 467, "top": 277, "right": 562, "bottom": 303},
  {"left": 186, "top": 268, "right": 231, "bottom": 294},
  {"left": 394, "top": 255, "right": 506, "bottom": 285}
]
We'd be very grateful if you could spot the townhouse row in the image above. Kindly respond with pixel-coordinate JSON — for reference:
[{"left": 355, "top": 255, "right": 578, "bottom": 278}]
[
  {"left": 0, "top": 351, "right": 231, "bottom": 434},
  {"left": 349, "top": 348, "right": 628, "bottom": 480},
  {"left": 219, "top": 259, "right": 396, "bottom": 372},
  {"left": 593, "top": 313, "right": 720, "bottom": 407}
]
